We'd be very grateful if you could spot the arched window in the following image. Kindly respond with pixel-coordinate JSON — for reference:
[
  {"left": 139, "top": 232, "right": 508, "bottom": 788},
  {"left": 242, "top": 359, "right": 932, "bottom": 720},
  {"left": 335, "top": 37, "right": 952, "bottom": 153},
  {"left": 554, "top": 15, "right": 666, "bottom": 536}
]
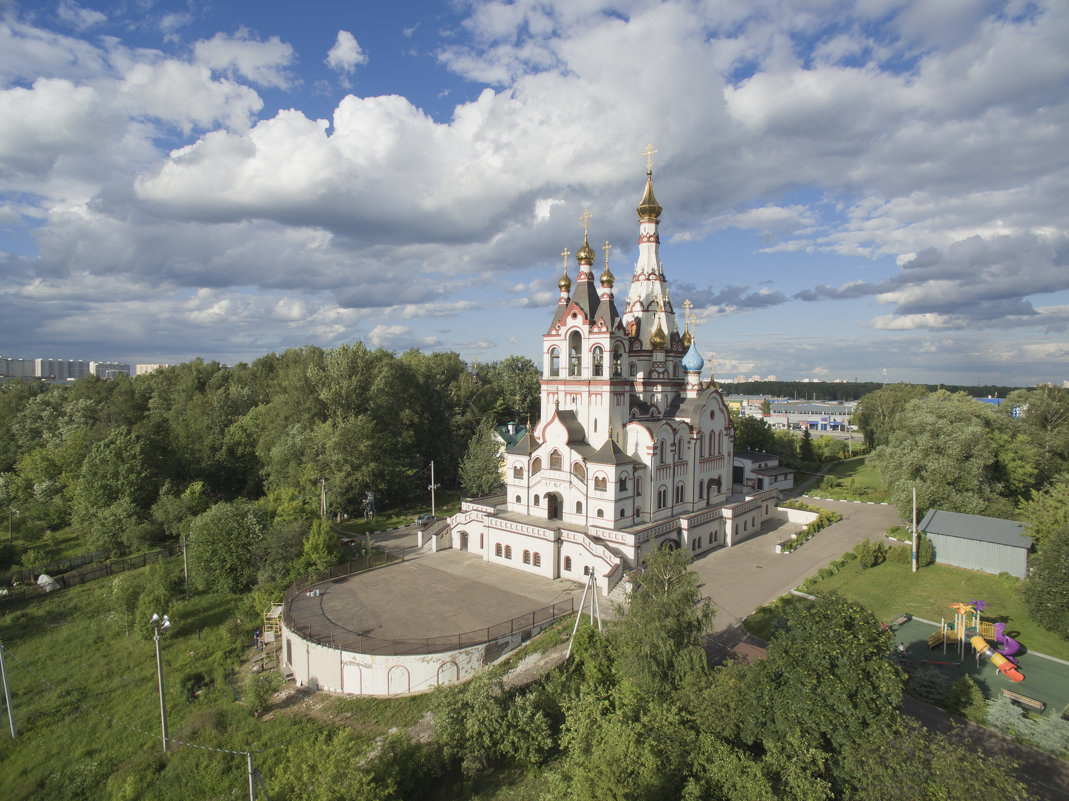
[
  {"left": 564, "top": 556, "right": 572, "bottom": 571},
  {"left": 523, "top": 550, "right": 531, "bottom": 564},
  {"left": 612, "top": 347, "right": 623, "bottom": 377},
  {"left": 594, "top": 476, "right": 607, "bottom": 491},
  {"left": 532, "top": 458, "right": 542, "bottom": 474},
  {"left": 636, "top": 475, "right": 642, "bottom": 496},
  {"left": 572, "top": 462, "right": 586, "bottom": 481},
  {"left": 675, "top": 483, "right": 684, "bottom": 503},
  {"left": 534, "top": 494, "right": 541, "bottom": 506},
  {"left": 718, "top": 431, "right": 723, "bottom": 454},
  {"left": 657, "top": 486, "right": 667, "bottom": 509},
  {"left": 677, "top": 438, "right": 683, "bottom": 458},
  {"left": 619, "top": 475, "right": 628, "bottom": 491},
  {"left": 515, "top": 494, "right": 521, "bottom": 503},
  {"left": 550, "top": 347, "right": 560, "bottom": 377},
  {"left": 620, "top": 508, "right": 625, "bottom": 517},
  {"left": 505, "top": 545, "right": 513, "bottom": 559},
  {"left": 659, "top": 440, "right": 665, "bottom": 463},
  {"left": 596, "top": 509, "right": 604, "bottom": 518},
  {"left": 533, "top": 553, "right": 541, "bottom": 567},
  {"left": 592, "top": 346, "right": 604, "bottom": 377},
  {"left": 698, "top": 482, "right": 704, "bottom": 499},
  {"left": 708, "top": 431, "right": 714, "bottom": 454},
  {"left": 569, "top": 331, "right": 582, "bottom": 376},
  {"left": 495, "top": 543, "right": 502, "bottom": 557},
  {"left": 513, "top": 465, "right": 523, "bottom": 478},
  {"left": 550, "top": 450, "right": 562, "bottom": 470},
  {"left": 673, "top": 364, "right": 678, "bottom": 377},
  {"left": 630, "top": 363, "right": 637, "bottom": 377},
  {"left": 575, "top": 501, "right": 583, "bottom": 514}
]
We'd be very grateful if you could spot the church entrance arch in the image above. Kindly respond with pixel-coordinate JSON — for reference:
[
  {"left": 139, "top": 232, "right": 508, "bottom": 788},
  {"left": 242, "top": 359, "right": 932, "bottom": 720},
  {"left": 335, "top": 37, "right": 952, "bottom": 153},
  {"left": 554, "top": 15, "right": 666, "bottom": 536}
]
[{"left": 546, "top": 493, "right": 563, "bottom": 520}]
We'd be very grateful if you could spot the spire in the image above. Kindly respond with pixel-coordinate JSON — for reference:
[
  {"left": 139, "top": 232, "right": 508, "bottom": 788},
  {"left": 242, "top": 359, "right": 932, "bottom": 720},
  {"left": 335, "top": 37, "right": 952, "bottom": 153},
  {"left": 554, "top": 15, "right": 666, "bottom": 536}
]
[{"left": 636, "top": 144, "right": 662, "bottom": 220}]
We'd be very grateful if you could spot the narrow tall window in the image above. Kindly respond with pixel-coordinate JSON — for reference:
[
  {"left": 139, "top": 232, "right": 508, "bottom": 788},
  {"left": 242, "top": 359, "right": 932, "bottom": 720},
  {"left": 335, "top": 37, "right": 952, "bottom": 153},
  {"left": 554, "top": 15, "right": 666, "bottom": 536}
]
[
  {"left": 592, "top": 346, "right": 604, "bottom": 377},
  {"left": 550, "top": 450, "right": 562, "bottom": 470},
  {"left": 550, "top": 348, "right": 560, "bottom": 377},
  {"left": 612, "top": 347, "right": 623, "bottom": 377},
  {"left": 569, "top": 331, "right": 582, "bottom": 376},
  {"left": 533, "top": 553, "right": 541, "bottom": 567}
]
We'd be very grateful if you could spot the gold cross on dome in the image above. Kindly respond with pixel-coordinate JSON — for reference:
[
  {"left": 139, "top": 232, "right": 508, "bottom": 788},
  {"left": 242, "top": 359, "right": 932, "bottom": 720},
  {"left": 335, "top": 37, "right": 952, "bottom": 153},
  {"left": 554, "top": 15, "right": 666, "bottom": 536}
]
[
  {"left": 603, "top": 240, "right": 612, "bottom": 267},
  {"left": 580, "top": 209, "right": 592, "bottom": 236},
  {"left": 642, "top": 143, "right": 658, "bottom": 172},
  {"left": 560, "top": 247, "right": 571, "bottom": 270},
  {"left": 683, "top": 299, "right": 693, "bottom": 327}
]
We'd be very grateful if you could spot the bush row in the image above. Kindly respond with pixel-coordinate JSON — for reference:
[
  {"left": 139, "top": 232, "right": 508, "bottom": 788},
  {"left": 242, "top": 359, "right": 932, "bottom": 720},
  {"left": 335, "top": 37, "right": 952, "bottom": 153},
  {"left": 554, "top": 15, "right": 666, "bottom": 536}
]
[{"left": 781, "top": 506, "right": 842, "bottom": 553}]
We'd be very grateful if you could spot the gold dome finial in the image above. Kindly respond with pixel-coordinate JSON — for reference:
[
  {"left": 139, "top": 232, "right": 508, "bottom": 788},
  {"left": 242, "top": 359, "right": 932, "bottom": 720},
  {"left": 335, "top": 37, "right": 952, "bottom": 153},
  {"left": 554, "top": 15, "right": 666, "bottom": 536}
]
[
  {"left": 637, "top": 144, "right": 662, "bottom": 220},
  {"left": 576, "top": 209, "right": 596, "bottom": 265},
  {"left": 600, "top": 240, "right": 615, "bottom": 288},
  {"left": 558, "top": 246, "right": 572, "bottom": 292}
]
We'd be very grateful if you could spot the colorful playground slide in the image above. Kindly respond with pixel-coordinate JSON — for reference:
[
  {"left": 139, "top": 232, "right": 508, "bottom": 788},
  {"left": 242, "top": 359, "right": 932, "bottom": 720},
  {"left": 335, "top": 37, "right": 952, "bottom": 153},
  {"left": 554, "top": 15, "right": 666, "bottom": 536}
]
[
  {"left": 993, "top": 622, "right": 1021, "bottom": 661},
  {"left": 969, "top": 633, "right": 1024, "bottom": 682}
]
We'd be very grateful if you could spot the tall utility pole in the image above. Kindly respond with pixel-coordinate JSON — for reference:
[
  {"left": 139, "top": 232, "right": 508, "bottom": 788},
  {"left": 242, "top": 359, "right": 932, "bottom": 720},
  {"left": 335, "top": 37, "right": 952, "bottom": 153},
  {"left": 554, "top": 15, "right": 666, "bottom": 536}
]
[
  {"left": 911, "top": 487, "right": 918, "bottom": 573},
  {"left": 0, "top": 639, "right": 16, "bottom": 738},
  {"left": 150, "top": 614, "right": 171, "bottom": 753},
  {"left": 181, "top": 535, "right": 189, "bottom": 600},
  {"left": 428, "top": 461, "right": 440, "bottom": 517}
]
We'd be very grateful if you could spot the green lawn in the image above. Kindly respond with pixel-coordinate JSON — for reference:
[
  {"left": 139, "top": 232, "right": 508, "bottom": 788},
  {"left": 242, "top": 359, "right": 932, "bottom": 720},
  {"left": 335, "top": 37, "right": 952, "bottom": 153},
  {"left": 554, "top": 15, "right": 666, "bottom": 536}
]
[
  {"left": 798, "top": 559, "right": 1069, "bottom": 662},
  {"left": 336, "top": 490, "right": 463, "bottom": 537},
  {"left": 808, "top": 456, "right": 891, "bottom": 503}
]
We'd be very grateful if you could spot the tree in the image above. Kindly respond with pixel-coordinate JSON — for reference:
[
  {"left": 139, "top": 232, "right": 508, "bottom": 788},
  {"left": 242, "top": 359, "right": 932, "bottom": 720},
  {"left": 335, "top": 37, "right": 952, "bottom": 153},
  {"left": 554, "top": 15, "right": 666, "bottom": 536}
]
[
  {"left": 1004, "top": 385, "right": 1069, "bottom": 486},
  {"left": 799, "top": 427, "right": 815, "bottom": 463},
  {"left": 734, "top": 594, "right": 904, "bottom": 794},
  {"left": 75, "top": 427, "right": 157, "bottom": 516},
  {"left": 459, "top": 419, "right": 504, "bottom": 497},
  {"left": 734, "top": 414, "right": 774, "bottom": 452},
  {"left": 1017, "top": 476, "right": 1069, "bottom": 551},
  {"left": 760, "top": 398, "right": 771, "bottom": 416},
  {"left": 1024, "top": 502, "right": 1069, "bottom": 638},
  {"left": 297, "top": 517, "right": 341, "bottom": 576},
  {"left": 615, "top": 545, "right": 714, "bottom": 699},
  {"left": 186, "top": 500, "right": 267, "bottom": 594},
  {"left": 873, "top": 391, "right": 1013, "bottom": 518},
  {"left": 852, "top": 384, "right": 927, "bottom": 449}
]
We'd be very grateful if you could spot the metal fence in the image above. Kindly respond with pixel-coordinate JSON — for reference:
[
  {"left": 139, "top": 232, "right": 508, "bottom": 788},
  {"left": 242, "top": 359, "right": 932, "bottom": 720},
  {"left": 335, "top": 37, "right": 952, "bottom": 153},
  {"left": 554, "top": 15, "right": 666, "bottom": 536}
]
[
  {"left": 0, "top": 544, "right": 181, "bottom": 607},
  {"left": 282, "top": 559, "right": 575, "bottom": 656}
]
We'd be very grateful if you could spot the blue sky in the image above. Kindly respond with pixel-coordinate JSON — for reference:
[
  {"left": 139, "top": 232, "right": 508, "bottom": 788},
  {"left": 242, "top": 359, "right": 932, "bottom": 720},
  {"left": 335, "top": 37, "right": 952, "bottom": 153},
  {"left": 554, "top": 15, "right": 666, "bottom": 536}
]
[{"left": 1, "top": 0, "right": 1067, "bottom": 386}]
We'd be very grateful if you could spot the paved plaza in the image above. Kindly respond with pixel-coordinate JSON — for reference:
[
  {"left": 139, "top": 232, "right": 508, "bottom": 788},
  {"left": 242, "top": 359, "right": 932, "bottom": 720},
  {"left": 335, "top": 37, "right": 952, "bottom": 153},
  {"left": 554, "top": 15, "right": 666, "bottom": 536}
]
[{"left": 287, "top": 544, "right": 591, "bottom": 650}]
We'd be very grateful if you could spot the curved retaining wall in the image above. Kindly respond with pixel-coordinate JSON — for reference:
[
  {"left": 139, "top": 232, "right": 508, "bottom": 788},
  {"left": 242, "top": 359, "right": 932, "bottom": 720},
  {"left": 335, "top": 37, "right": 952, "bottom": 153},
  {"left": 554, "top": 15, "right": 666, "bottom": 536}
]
[{"left": 280, "top": 619, "right": 559, "bottom": 696}]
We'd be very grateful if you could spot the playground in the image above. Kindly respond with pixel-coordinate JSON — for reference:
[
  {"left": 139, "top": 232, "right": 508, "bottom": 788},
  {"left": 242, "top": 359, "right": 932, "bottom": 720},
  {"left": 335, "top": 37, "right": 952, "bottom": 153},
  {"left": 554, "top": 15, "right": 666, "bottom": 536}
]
[{"left": 889, "top": 610, "right": 1069, "bottom": 717}]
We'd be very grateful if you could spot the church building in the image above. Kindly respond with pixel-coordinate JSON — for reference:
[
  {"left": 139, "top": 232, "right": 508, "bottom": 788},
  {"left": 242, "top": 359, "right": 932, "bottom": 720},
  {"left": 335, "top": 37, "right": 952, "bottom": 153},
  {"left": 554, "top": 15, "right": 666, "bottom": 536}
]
[{"left": 448, "top": 162, "right": 778, "bottom": 593}]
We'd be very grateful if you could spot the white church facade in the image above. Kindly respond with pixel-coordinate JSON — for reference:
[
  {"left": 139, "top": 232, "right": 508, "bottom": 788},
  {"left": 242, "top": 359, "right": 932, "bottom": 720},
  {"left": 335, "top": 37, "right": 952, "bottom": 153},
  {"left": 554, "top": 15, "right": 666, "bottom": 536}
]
[{"left": 448, "top": 164, "right": 778, "bottom": 593}]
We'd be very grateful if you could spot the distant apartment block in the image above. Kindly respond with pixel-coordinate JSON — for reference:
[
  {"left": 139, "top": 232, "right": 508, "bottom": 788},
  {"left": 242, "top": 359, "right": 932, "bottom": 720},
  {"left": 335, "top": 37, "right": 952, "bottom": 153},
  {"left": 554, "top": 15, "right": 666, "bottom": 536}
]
[
  {"left": 0, "top": 356, "right": 36, "bottom": 378},
  {"left": 135, "top": 363, "right": 172, "bottom": 375},
  {"left": 90, "top": 361, "right": 131, "bottom": 379}
]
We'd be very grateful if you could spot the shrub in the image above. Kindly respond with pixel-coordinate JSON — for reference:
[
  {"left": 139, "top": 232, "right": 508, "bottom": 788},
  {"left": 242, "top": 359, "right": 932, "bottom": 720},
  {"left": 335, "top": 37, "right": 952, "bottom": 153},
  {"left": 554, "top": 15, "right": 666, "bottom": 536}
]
[
  {"left": 909, "top": 667, "right": 953, "bottom": 705},
  {"left": 817, "top": 567, "right": 833, "bottom": 581},
  {"left": 885, "top": 544, "right": 911, "bottom": 564},
  {"left": 842, "top": 551, "right": 857, "bottom": 563},
  {"left": 945, "top": 676, "right": 987, "bottom": 723},
  {"left": 918, "top": 532, "right": 934, "bottom": 567},
  {"left": 247, "top": 671, "right": 283, "bottom": 715}
]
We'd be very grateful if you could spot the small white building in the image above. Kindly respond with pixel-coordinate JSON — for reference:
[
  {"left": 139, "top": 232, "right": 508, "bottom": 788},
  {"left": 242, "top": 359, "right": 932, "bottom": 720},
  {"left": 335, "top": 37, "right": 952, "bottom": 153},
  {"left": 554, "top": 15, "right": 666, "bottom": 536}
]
[
  {"left": 733, "top": 451, "right": 794, "bottom": 492},
  {"left": 449, "top": 165, "right": 777, "bottom": 593}
]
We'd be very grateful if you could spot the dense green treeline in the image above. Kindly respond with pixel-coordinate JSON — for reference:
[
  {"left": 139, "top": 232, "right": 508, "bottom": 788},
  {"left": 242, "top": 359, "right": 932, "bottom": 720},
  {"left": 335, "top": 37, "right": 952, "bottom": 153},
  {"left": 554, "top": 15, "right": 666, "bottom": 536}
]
[
  {"left": 729, "top": 380, "right": 1023, "bottom": 402},
  {"left": 0, "top": 347, "right": 540, "bottom": 566}
]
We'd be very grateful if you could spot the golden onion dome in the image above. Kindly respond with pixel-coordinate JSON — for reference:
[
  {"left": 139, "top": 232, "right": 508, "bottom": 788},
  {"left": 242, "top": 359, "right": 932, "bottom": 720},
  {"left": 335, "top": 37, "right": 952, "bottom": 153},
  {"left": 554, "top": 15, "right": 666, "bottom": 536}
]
[
  {"left": 650, "top": 318, "right": 668, "bottom": 350},
  {"left": 599, "top": 265, "right": 615, "bottom": 288},
  {"left": 680, "top": 325, "right": 692, "bottom": 349},
  {"left": 576, "top": 233, "right": 596, "bottom": 265},
  {"left": 636, "top": 169, "right": 662, "bottom": 220},
  {"left": 558, "top": 270, "right": 572, "bottom": 292}
]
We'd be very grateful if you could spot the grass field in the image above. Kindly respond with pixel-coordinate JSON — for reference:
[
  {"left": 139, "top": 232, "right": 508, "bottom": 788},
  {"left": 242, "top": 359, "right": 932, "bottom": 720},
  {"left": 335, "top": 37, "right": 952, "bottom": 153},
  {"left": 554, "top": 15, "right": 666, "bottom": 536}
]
[
  {"left": 764, "top": 558, "right": 1069, "bottom": 663},
  {"left": 806, "top": 456, "right": 891, "bottom": 503},
  {"left": 0, "top": 557, "right": 442, "bottom": 800}
]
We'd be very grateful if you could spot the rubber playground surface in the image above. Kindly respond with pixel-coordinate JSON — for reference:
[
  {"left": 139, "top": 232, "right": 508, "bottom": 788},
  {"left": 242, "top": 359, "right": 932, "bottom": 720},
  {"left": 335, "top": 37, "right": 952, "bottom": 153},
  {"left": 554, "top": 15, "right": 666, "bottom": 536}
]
[{"left": 892, "top": 616, "right": 1069, "bottom": 716}]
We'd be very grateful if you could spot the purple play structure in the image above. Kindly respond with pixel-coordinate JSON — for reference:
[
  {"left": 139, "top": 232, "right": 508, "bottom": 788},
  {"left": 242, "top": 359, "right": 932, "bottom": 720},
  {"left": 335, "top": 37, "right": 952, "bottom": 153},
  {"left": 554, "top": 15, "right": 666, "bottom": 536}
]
[{"left": 993, "top": 622, "right": 1021, "bottom": 664}]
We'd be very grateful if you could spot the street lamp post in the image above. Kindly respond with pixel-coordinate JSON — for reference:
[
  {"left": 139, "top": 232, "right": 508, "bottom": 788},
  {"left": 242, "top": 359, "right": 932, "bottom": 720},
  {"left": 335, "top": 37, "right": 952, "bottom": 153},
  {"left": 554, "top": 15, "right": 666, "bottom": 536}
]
[
  {"left": 150, "top": 613, "right": 171, "bottom": 754},
  {"left": 428, "top": 461, "right": 440, "bottom": 518}
]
